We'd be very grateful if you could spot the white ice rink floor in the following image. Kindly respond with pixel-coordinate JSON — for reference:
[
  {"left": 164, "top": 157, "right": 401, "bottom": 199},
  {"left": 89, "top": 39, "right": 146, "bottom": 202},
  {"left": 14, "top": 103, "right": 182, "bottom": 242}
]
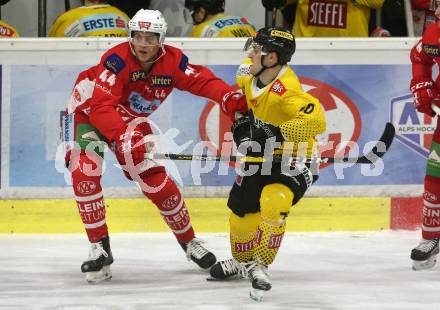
[{"left": 0, "top": 231, "right": 439, "bottom": 310}]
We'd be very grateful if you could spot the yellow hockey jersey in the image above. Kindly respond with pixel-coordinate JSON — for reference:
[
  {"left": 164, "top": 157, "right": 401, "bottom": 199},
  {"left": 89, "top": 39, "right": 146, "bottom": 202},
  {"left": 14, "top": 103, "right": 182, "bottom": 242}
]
[
  {"left": 236, "top": 59, "right": 326, "bottom": 157},
  {"left": 0, "top": 20, "right": 19, "bottom": 38},
  {"left": 48, "top": 4, "right": 129, "bottom": 37},
  {"left": 189, "top": 14, "right": 256, "bottom": 38},
  {"left": 292, "top": 0, "right": 383, "bottom": 37}
]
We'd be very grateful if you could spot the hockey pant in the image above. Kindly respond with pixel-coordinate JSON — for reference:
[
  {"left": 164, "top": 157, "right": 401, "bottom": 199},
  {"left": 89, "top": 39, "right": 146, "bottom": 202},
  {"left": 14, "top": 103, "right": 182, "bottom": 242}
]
[{"left": 65, "top": 111, "right": 195, "bottom": 243}]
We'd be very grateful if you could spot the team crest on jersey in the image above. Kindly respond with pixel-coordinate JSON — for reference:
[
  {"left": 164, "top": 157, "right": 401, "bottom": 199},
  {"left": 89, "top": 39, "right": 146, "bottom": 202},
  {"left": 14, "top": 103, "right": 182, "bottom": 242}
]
[
  {"left": 391, "top": 94, "right": 436, "bottom": 157},
  {"left": 130, "top": 70, "right": 147, "bottom": 82},
  {"left": 423, "top": 44, "right": 440, "bottom": 57},
  {"left": 270, "top": 80, "right": 287, "bottom": 96},
  {"left": 151, "top": 75, "right": 173, "bottom": 87},
  {"left": 128, "top": 91, "right": 161, "bottom": 114},
  {"left": 104, "top": 54, "right": 125, "bottom": 74}
]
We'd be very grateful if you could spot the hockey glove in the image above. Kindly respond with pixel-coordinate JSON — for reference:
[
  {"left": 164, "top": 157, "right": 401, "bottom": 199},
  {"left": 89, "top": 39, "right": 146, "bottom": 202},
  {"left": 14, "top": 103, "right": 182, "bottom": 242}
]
[
  {"left": 114, "top": 127, "right": 153, "bottom": 180},
  {"left": 231, "top": 116, "right": 252, "bottom": 149},
  {"left": 221, "top": 90, "right": 248, "bottom": 121},
  {"left": 248, "top": 110, "right": 284, "bottom": 152},
  {"left": 410, "top": 77, "right": 440, "bottom": 116}
]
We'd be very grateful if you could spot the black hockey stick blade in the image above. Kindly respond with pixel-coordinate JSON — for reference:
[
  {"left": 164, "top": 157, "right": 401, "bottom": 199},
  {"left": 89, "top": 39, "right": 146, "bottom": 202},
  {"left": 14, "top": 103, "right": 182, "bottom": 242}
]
[
  {"left": 151, "top": 123, "right": 396, "bottom": 165},
  {"left": 325, "top": 122, "right": 395, "bottom": 164}
]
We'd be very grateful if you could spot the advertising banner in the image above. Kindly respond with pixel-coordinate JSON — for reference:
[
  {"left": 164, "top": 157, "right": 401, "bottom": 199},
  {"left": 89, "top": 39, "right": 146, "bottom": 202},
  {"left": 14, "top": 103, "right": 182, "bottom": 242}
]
[{"left": 7, "top": 64, "right": 426, "bottom": 189}]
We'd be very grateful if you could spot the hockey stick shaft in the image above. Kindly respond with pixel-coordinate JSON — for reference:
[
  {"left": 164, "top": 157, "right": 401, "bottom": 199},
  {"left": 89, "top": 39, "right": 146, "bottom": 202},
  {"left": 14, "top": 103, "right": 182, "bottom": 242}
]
[
  {"left": 432, "top": 103, "right": 440, "bottom": 115},
  {"left": 151, "top": 122, "right": 396, "bottom": 164}
]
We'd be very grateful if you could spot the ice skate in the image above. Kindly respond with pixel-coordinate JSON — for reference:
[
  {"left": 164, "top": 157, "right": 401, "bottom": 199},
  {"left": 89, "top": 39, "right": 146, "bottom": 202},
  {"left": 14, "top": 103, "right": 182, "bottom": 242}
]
[
  {"left": 209, "top": 258, "right": 249, "bottom": 280},
  {"left": 247, "top": 261, "right": 271, "bottom": 302},
  {"left": 411, "top": 238, "right": 439, "bottom": 270},
  {"left": 180, "top": 238, "right": 216, "bottom": 269},
  {"left": 81, "top": 236, "right": 114, "bottom": 283}
]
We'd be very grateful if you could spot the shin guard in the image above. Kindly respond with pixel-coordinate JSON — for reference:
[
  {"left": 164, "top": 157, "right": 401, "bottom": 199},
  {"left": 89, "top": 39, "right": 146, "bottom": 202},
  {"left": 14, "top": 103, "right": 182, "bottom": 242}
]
[
  {"left": 71, "top": 152, "right": 107, "bottom": 242},
  {"left": 423, "top": 131, "right": 440, "bottom": 239},
  {"left": 230, "top": 212, "right": 261, "bottom": 262},
  {"left": 253, "top": 183, "right": 293, "bottom": 265},
  {"left": 141, "top": 169, "right": 195, "bottom": 243},
  {"left": 422, "top": 176, "right": 440, "bottom": 239}
]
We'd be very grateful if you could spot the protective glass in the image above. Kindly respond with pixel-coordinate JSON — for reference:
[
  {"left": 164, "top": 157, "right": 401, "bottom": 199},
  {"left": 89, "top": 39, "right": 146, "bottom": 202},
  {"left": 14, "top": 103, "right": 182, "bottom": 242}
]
[{"left": 183, "top": 8, "right": 194, "bottom": 24}]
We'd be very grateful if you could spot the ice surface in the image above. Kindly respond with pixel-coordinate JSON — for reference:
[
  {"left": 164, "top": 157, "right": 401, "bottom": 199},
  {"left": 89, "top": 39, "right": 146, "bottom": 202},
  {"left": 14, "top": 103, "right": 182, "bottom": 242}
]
[{"left": 0, "top": 231, "right": 439, "bottom": 310}]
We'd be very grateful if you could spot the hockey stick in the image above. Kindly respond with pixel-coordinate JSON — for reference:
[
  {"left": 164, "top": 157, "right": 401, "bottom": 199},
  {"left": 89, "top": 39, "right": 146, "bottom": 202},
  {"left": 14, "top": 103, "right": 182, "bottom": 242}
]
[
  {"left": 151, "top": 122, "right": 396, "bottom": 164},
  {"left": 432, "top": 103, "right": 440, "bottom": 115}
]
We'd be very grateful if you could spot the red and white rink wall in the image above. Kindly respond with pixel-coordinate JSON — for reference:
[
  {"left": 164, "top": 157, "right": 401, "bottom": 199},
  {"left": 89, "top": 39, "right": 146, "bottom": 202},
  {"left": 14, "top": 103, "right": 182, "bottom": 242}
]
[{"left": 0, "top": 37, "right": 428, "bottom": 233}]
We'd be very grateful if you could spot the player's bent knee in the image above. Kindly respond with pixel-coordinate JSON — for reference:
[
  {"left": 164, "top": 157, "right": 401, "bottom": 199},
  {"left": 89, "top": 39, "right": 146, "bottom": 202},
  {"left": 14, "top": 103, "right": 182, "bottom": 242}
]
[{"left": 259, "top": 183, "right": 293, "bottom": 223}]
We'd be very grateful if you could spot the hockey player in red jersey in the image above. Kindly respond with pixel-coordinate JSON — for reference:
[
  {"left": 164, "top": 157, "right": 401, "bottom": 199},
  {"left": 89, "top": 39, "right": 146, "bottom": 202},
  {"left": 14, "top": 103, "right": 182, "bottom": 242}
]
[
  {"left": 410, "top": 0, "right": 440, "bottom": 270},
  {"left": 63, "top": 9, "right": 247, "bottom": 283}
]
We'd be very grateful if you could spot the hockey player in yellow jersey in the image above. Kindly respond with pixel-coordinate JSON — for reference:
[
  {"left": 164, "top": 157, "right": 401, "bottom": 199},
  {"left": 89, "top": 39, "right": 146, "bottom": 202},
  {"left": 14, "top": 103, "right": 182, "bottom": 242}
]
[
  {"left": 184, "top": 0, "right": 256, "bottom": 37},
  {"left": 48, "top": 0, "right": 129, "bottom": 37},
  {"left": 209, "top": 27, "right": 326, "bottom": 301},
  {"left": 292, "top": 0, "right": 384, "bottom": 37},
  {"left": 0, "top": 19, "right": 19, "bottom": 37}
]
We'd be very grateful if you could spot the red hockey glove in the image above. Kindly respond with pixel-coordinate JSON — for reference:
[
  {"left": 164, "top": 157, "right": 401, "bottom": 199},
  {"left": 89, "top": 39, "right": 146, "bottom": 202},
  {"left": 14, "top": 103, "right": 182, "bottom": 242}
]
[
  {"left": 410, "top": 77, "right": 440, "bottom": 116},
  {"left": 114, "top": 127, "right": 155, "bottom": 180},
  {"left": 220, "top": 90, "right": 248, "bottom": 121}
]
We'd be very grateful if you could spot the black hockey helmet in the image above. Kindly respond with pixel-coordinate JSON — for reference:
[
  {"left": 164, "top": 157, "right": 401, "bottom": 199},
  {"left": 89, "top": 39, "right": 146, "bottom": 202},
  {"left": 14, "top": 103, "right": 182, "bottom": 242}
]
[
  {"left": 184, "top": 0, "right": 225, "bottom": 15},
  {"left": 245, "top": 26, "right": 296, "bottom": 65}
]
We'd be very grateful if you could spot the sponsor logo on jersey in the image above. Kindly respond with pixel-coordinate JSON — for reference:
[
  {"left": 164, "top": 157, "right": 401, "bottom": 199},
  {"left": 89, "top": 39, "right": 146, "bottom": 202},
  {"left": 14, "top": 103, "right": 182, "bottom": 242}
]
[
  {"left": 82, "top": 15, "right": 127, "bottom": 32},
  {"left": 428, "top": 148, "right": 440, "bottom": 162},
  {"left": 150, "top": 75, "right": 173, "bottom": 87},
  {"left": 130, "top": 70, "right": 147, "bottom": 82},
  {"left": 270, "top": 80, "right": 287, "bottom": 96},
  {"left": 104, "top": 53, "right": 125, "bottom": 74},
  {"left": 115, "top": 17, "right": 126, "bottom": 28},
  {"left": 0, "top": 24, "right": 15, "bottom": 37},
  {"left": 390, "top": 94, "right": 435, "bottom": 157},
  {"left": 213, "top": 17, "right": 249, "bottom": 29},
  {"left": 77, "top": 181, "right": 97, "bottom": 195},
  {"left": 138, "top": 21, "right": 151, "bottom": 29},
  {"left": 423, "top": 44, "right": 440, "bottom": 57},
  {"left": 95, "top": 82, "right": 112, "bottom": 95},
  {"left": 65, "top": 21, "right": 82, "bottom": 37},
  {"left": 128, "top": 91, "right": 161, "bottom": 114},
  {"left": 307, "top": 0, "right": 347, "bottom": 29}
]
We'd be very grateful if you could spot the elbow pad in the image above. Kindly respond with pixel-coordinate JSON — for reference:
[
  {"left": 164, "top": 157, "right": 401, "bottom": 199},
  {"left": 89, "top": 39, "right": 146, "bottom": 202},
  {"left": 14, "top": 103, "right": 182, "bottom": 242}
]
[{"left": 279, "top": 118, "right": 326, "bottom": 142}]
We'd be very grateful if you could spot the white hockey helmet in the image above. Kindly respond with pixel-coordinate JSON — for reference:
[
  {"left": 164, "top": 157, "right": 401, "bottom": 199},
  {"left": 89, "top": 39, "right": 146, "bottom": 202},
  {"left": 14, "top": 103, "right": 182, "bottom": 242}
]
[{"left": 128, "top": 9, "right": 168, "bottom": 45}]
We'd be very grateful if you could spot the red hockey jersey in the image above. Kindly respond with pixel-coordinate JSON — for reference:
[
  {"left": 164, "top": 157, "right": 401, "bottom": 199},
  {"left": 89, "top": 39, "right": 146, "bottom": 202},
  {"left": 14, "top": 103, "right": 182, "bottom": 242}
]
[
  {"left": 70, "top": 42, "right": 235, "bottom": 141},
  {"left": 410, "top": 23, "right": 440, "bottom": 87}
]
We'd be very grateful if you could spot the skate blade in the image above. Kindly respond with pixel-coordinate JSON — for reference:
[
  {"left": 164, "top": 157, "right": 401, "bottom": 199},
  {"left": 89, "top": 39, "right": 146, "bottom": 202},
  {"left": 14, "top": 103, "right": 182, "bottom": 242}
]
[
  {"left": 249, "top": 288, "right": 264, "bottom": 302},
  {"left": 412, "top": 257, "right": 437, "bottom": 270},
  {"left": 86, "top": 265, "right": 112, "bottom": 284}
]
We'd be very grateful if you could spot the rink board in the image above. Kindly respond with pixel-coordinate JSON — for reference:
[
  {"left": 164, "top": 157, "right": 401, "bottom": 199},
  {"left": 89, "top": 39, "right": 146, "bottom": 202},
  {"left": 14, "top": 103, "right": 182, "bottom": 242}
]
[
  {"left": 0, "top": 197, "right": 395, "bottom": 233},
  {"left": 0, "top": 38, "right": 430, "bottom": 199}
]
